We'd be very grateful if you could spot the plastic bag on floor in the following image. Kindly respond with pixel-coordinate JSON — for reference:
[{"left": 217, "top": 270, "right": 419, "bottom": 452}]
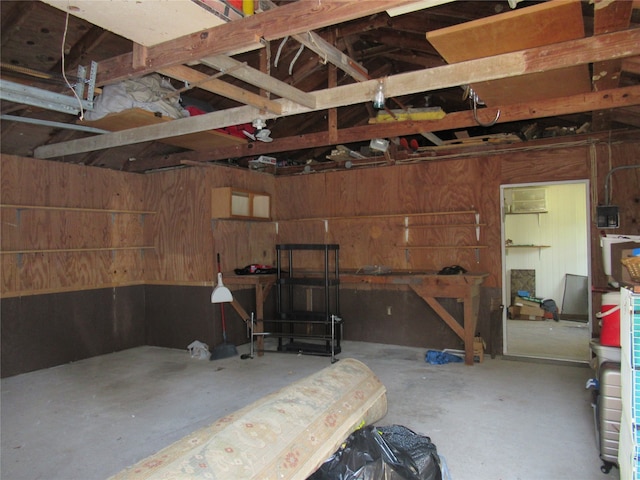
[
  {"left": 187, "top": 340, "right": 210, "bottom": 360},
  {"left": 308, "top": 425, "right": 443, "bottom": 480},
  {"left": 425, "top": 350, "right": 463, "bottom": 365}
]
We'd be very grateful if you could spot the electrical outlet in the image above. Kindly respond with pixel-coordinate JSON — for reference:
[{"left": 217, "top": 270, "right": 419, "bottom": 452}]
[{"left": 386, "top": 306, "right": 392, "bottom": 316}]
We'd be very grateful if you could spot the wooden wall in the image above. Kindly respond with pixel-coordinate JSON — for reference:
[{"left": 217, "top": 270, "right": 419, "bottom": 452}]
[
  {"left": 4, "top": 136, "right": 637, "bottom": 300},
  {"left": 1, "top": 133, "right": 638, "bottom": 375},
  {"left": 143, "top": 164, "right": 276, "bottom": 283},
  {"left": 1, "top": 155, "right": 148, "bottom": 297},
  {"left": 0, "top": 155, "right": 149, "bottom": 377},
  {"left": 274, "top": 137, "right": 640, "bottom": 288},
  {"left": 274, "top": 156, "right": 500, "bottom": 282}
]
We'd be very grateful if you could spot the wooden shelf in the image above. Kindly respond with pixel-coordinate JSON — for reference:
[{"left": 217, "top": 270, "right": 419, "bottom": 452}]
[
  {"left": 505, "top": 211, "right": 548, "bottom": 215},
  {"left": 278, "top": 210, "right": 477, "bottom": 222},
  {"left": 1, "top": 246, "right": 154, "bottom": 254},
  {"left": 80, "top": 108, "right": 247, "bottom": 151},
  {"left": 0, "top": 204, "right": 155, "bottom": 215},
  {"left": 406, "top": 223, "right": 486, "bottom": 229},
  {"left": 402, "top": 245, "right": 488, "bottom": 249},
  {"left": 506, "top": 245, "right": 550, "bottom": 249}
]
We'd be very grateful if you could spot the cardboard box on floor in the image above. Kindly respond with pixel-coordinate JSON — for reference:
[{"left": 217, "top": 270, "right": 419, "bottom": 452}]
[
  {"left": 514, "top": 296, "right": 545, "bottom": 317},
  {"left": 474, "top": 336, "right": 485, "bottom": 363},
  {"left": 509, "top": 305, "right": 544, "bottom": 321}
]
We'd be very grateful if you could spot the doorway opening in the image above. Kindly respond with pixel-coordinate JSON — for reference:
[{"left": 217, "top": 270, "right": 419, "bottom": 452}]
[{"left": 501, "top": 180, "right": 592, "bottom": 364}]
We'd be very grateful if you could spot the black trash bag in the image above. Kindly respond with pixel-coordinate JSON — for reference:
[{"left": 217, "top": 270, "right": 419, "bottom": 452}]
[{"left": 307, "top": 425, "right": 442, "bottom": 480}]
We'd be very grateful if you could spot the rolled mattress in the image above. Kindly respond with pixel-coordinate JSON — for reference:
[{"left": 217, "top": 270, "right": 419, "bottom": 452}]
[{"left": 109, "top": 358, "right": 387, "bottom": 479}]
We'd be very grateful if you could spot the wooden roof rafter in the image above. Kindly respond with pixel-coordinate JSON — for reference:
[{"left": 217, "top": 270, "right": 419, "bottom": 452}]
[
  {"left": 128, "top": 84, "right": 640, "bottom": 173},
  {"left": 32, "top": 29, "right": 640, "bottom": 161},
  {"left": 93, "top": 0, "right": 418, "bottom": 87},
  {"left": 260, "top": 0, "right": 369, "bottom": 82}
]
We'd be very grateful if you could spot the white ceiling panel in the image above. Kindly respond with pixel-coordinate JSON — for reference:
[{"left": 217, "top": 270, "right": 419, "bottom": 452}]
[{"left": 41, "top": 0, "right": 232, "bottom": 46}]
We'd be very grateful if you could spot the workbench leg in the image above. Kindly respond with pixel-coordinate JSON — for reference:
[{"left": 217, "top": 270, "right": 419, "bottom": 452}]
[
  {"left": 463, "top": 287, "right": 481, "bottom": 365},
  {"left": 255, "top": 285, "right": 265, "bottom": 356}
]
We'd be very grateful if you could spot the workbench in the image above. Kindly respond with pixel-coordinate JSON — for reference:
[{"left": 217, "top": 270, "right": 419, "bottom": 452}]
[
  {"left": 340, "top": 272, "right": 488, "bottom": 365},
  {"left": 225, "top": 271, "right": 488, "bottom": 365}
]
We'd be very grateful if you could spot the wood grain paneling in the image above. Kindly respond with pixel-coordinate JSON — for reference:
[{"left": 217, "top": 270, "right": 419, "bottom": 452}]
[
  {"left": 3, "top": 138, "right": 639, "bottom": 299},
  {"left": 144, "top": 164, "right": 276, "bottom": 283},
  {"left": 1, "top": 155, "right": 148, "bottom": 297}
]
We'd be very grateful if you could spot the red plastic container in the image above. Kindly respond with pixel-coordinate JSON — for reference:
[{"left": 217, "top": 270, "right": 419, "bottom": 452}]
[{"left": 599, "top": 292, "right": 621, "bottom": 347}]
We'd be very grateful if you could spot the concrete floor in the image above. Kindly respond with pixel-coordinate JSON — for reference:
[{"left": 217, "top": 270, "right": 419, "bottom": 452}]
[
  {"left": 1, "top": 340, "right": 617, "bottom": 480},
  {"left": 506, "top": 318, "right": 592, "bottom": 363}
]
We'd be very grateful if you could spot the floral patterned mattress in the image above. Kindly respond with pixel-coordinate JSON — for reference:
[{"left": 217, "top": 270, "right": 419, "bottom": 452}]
[{"left": 109, "top": 358, "right": 388, "bottom": 479}]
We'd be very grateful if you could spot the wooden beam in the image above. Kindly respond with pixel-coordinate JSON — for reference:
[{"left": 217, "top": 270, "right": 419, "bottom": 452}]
[
  {"left": 611, "top": 107, "right": 640, "bottom": 128},
  {"left": 591, "top": 0, "right": 633, "bottom": 130},
  {"left": 199, "top": 55, "right": 315, "bottom": 108},
  {"left": 1, "top": 1, "right": 37, "bottom": 45},
  {"left": 328, "top": 64, "right": 338, "bottom": 144},
  {"left": 132, "top": 43, "right": 148, "bottom": 70},
  {"left": 50, "top": 26, "right": 110, "bottom": 73},
  {"left": 127, "top": 85, "right": 640, "bottom": 172},
  {"left": 34, "top": 29, "right": 640, "bottom": 159},
  {"left": 95, "top": 0, "right": 415, "bottom": 86},
  {"left": 623, "top": 56, "right": 640, "bottom": 75},
  {"left": 157, "top": 64, "right": 283, "bottom": 115},
  {"left": 261, "top": 0, "right": 368, "bottom": 82}
]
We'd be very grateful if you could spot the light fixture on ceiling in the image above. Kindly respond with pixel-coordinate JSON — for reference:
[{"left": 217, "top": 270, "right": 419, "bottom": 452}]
[
  {"left": 373, "top": 79, "right": 386, "bottom": 110},
  {"left": 252, "top": 118, "right": 266, "bottom": 130}
]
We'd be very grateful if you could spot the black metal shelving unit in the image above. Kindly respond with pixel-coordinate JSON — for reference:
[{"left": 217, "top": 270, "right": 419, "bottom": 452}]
[{"left": 261, "top": 244, "right": 342, "bottom": 361}]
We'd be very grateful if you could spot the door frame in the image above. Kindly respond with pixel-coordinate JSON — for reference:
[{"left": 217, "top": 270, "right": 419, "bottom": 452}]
[{"left": 500, "top": 179, "right": 592, "bottom": 362}]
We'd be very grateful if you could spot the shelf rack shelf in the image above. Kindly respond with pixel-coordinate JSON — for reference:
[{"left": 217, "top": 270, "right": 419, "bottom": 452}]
[{"left": 258, "top": 243, "right": 342, "bottom": 362}]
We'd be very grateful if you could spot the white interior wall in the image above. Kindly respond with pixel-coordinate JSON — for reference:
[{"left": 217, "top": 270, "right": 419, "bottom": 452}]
[{"left": 505, "top": 183, "right": 588, "bottom": 306}]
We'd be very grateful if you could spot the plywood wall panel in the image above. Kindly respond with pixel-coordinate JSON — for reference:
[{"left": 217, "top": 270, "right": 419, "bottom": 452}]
[
  {"left": 1, "top": 208, "right": 19, "bottom": 251},
  {"left": 1, "top": 155, "right": 150, "bottom": 297},
  {"left": 501, "top": 147, "right": 589, "bottom": 184},
  {"left": 276, "top": 173, "right": 329, "bottom": 220},
  {"left": 212, "top": 219, "right": 277, "bottom": 270},
  {"left": 17, "top": 253, "right": 48, "bottom": 293},
  {"left": 144, "top": 164, "right": 276, "bottom": 284},
  {"left": 329, "top": 218, "right": 401, "bottom": 270},
  {"left": 276, "top": 220, "right": 330, "bottom": 249},
  {"left": 323, "top": 170, "right": 359, "bottom": 219},
  {"left": 272, "top": 161, "right": 490, "bottom": 273},
  {"left": 353, "top": 167, "right": 399, "bottom": 216},
  {"left": 111, "top": 249, "right": 145, "bottom": 284},
  {"left": 1, "top": 255, "right": 17, "bottom": 293},
  {"left": 477, "top": 156, "right": 503, "bottom": 286},
  {"left": 3, "top": 139, "right": 638, "bottom": 298}
]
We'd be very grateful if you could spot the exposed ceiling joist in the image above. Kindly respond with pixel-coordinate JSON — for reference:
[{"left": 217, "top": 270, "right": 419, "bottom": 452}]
[
  {"left": 591, "top": 0, "right": 633, "bottom": 130},
  {"left": 199, "top": 55, "right": 316, "bottom": 108},
  {"left": 157, "top": 64, "right": 283, "bottom": 115},
  {"left": 261, "top": 0, "right": 369, "bottom": 82},
  {"left": 33, "top": 29, "right": 640, "bottom": 160},
  {"left": 129, "top": 85, "right": 640, "bottom": 172},
  {"left": 94, "top": 0, "right": 417, "bottom": 86}
]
